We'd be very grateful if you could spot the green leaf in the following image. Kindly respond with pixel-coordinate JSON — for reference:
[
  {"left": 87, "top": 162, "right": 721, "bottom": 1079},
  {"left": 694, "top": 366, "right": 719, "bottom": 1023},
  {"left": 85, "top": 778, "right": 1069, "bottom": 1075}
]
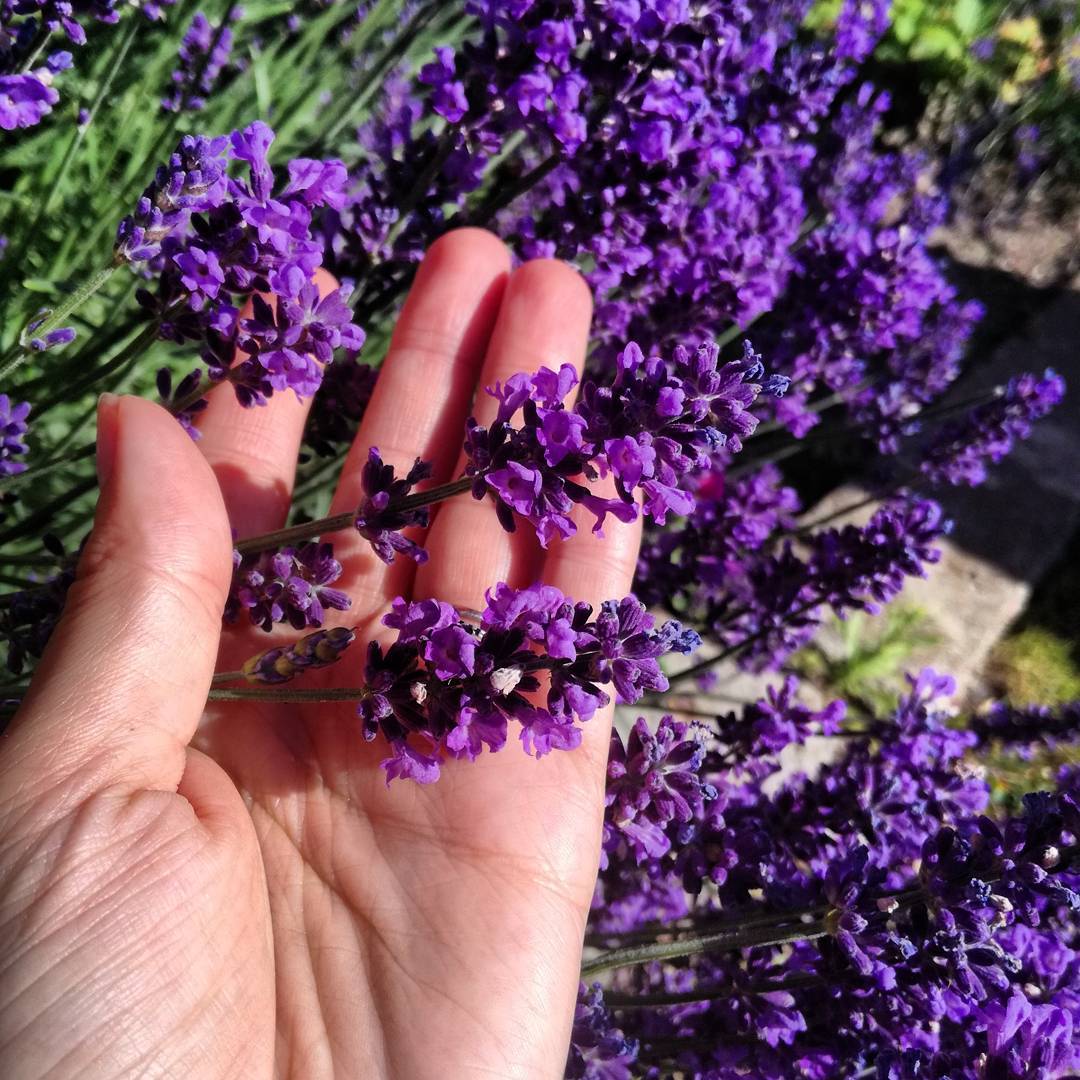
[
  {"left": 891, "top": 12, "right": 919, "bottom": 45},
  {"left": 20, "top": 278, "right": 59, "bottom": 294},
  {"left": 953, "top": 0, "right": 981, "bottom": 39},
  {"left": 909, "top": 25, "right": 964, "bottom": 61}
]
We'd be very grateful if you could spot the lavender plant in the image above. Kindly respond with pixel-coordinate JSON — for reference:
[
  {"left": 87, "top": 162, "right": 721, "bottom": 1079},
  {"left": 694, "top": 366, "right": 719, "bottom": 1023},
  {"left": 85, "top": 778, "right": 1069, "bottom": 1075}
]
[{"left": 0, "top": 1, "right": 1073, "bottom": 1074}]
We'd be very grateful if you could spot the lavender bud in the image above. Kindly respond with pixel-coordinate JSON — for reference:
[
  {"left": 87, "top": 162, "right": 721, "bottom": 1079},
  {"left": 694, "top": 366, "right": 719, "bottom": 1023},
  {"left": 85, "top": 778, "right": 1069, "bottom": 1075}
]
[{"left": 241, "top": 626, "right": 355, "bottom": 684}]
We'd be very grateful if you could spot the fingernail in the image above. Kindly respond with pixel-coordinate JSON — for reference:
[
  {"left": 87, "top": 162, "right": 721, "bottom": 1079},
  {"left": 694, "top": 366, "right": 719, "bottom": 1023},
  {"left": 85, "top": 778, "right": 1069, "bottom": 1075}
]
[{"left": 96, "top": 394, "right": 121, "bottom": 489}]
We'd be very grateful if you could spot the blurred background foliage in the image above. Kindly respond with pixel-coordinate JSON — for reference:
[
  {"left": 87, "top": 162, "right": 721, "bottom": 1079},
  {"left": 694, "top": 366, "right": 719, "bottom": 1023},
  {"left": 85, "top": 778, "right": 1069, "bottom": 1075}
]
[{"left": 813, "top": 0, "right": 1080, "bottom": 205}]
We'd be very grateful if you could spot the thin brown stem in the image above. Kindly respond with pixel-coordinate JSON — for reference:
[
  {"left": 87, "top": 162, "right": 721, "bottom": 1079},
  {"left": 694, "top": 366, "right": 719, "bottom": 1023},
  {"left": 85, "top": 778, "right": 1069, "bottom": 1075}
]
[
  {"left": 580, "top": 918, "right": 830, "bottom": 980},
  {"left": 233, "top": 475, "right": 475, "bottom": 556},
  {"left": 207, "top": 686, "right": 370, "bottom": 703}
]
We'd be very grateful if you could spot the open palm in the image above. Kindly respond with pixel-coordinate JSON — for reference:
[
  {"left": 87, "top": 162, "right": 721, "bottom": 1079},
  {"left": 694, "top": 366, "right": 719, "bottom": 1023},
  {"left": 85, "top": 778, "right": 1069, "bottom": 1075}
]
[{"left": 0, "top": 230, "right": 641, "bottom": 1079}]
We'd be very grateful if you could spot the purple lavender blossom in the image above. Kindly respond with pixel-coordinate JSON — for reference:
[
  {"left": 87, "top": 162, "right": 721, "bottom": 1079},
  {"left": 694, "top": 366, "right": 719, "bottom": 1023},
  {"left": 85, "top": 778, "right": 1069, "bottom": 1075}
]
[
  {"left": 241, "top": 626, "right": 355, "bottom": 684},
  {"left": 155, "top": 367, "right": 208, "bottom": 439},
  {"left": 565, "top": 984, "right": 638, "bottom": 1079},
  {"left": 0, "top": 72, "right": 58, "bottom": 130},
  {"left": 115, "top": 134, "right": 230, "bottom": 262},
  {"left": 971, "top": 700, "right": 1080, "bottom": 758},
  {"left": 0, "top": 395, "right": 31, "bottom": 476},
  {"left": 588, "top": 665, "right": 1080, "bottom": 1076},
  {"left": 464, "top": 339, "right": 786, "bottom": 545},
  {"left": 123, "top": 123, "right": 360, "bottom": 417},
  {"left": 0, "top": 0, "right": 120, "bottom": 130},
  {"left": 811, "top": 498, "right": 948, "bottom": 614},
  {"left": 636, "top": 463, "right": 800, "bottom": 610},
  {"left": 0, "top": 557, "right": 74, "bottom": 674},
  {"left": 354, "top": 448, "right": 431, "bottom": 564},
  {"left": 604, "top": 716, "right": 717, "bottom": 864},
  {"left": 418, "top": 45, "right": 467, "bottom": 123},
  {"left": 578, "top": 340, "right": 789, "bottom": 524},
  {"left": 229, "top": 264, "right": 364, "bottom": 405},
  {"left": 161, "top": 10, "right": 238, "bottom": 113},
  {"left": 646, "top": 491, "right": 948, "bottom": 672},
  {"left": 226, "top": 541, "right": 350, "bottom": 631},
  {"left": 356, "top": 585, "right": 697, "bottom": 784},
  {"left": 921, "top": 370, "right": 1066, "bottom": 487}
]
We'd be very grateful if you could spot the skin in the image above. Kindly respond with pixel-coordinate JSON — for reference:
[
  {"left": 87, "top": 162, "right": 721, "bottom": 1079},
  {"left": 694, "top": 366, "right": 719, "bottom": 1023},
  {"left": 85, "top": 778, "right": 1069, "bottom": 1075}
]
[{"left": 0, "top": 229, "right": 641, "bottom": 1080}]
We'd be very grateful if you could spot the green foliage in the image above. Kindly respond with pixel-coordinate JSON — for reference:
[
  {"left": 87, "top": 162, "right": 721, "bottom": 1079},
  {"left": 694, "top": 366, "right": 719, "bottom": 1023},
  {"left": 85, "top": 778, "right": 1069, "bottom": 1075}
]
[
  {"left": 811, "top": 0, "right": 1080, "bottom": 191},
  {"left": 878, "top": 0, "right": 986, "bottom": 68},
  {"left": 793, "top": 605, "right": 940, "bottom": 714}
]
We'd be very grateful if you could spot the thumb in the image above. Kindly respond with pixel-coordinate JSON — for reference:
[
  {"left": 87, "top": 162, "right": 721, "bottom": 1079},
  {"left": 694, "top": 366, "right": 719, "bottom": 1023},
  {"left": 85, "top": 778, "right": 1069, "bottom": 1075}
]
[{"left": 5, "top": 394, "right": 233, "bottom": 794}]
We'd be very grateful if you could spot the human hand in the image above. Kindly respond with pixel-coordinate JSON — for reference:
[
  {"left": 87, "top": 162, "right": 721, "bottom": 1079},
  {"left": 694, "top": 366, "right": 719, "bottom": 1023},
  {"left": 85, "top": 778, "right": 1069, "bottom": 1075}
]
[{"left": 0, "top": 229, "right": 641, "bottom": 1079}]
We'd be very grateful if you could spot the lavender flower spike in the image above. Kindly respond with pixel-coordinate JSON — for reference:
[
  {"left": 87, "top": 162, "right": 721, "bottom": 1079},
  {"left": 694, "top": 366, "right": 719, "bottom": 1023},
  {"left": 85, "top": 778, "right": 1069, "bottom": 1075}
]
[
  {"left": 0, "top": 395, "right": 31, "bottom": 476},
  {"left": 921, "top": 369, "right": 1065, "bottom": 487},
  {"left": 464, "top": 337, "right": 788, "bottom": 545},
  {"left": 227, "top": 542, "right": 350, "bottom": 631},
  {"left": 359, "top": 586, "right": 698, "bottom": 784},
  {"left": 354, "top": 448, "right": 432, "bottom": 564},
  {"left": 162, "top": 9, "right": 238, "bottom": 114},
  {"left": 241, "top": 626, "right": 355, "bottom": 684}
]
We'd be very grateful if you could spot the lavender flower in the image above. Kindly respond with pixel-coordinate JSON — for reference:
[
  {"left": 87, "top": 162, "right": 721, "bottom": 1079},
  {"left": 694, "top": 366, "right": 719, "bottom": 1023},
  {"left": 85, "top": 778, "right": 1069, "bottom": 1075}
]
[
  {"left": 155, "top": 367, "right": 208, "bottom": 439},
  {"left": 577, "top": 340, "right": 790, "bottom": 523},
  {"left": 241, "top": 626, "right": 355, "bottom": 684},
  {"left": 604, "top": 716, "right": 717, "bottom": 864},
  {"left": 636, "top": 462, "right": 800, "bottom": 610},
  {"left": 585, "top": 668, "right": 1080, "bottom": 1077},
  {"left": 668, "top": 496, "right": 949, "bottom": 671},
  {"left": 230, "top": 263, "right": 364, "bottom": 404},
  {"left": 162, "top": 10, "right": 238, "bottom": 114},
  {"left": 115, "top": 134, "right": 230, "bottom": 262},
  {"left": 122, "top": 123, "right": 361, "bottom": 417},
  {"left": 226, "top": 541, "right": 350, "bottom": 631},
  {"left": 464, "top": 339, "right": 786, "bottom": 545},
  {"left": 0, "top": 554, "right": 74, "bottom": 674},
  {"left": 27, "top": 325, "right": 76, "bottom": 352},
  {"left": 565, "top": 984, "right": 638, "bottom": 1079},
  {"left": 0, "top": 72, "right": 58, "bottom": 130},
  {"left": 0, "top": 395, "right": 31, "bottom": 476},
  {"left": 921, "top": 370, "right": 1066, "bottom": 487},
  {"left": 971, "top": 700, "right": 1080, "bottom": 757},
  {"left": 0, "top": 0, "right": 118, "bottom": 130},
  {"left": 354, "top": 448, "right": 431, "bottom": 564},
  {"left": 357, "top": 586, "right": 697, "bottom": 784}
]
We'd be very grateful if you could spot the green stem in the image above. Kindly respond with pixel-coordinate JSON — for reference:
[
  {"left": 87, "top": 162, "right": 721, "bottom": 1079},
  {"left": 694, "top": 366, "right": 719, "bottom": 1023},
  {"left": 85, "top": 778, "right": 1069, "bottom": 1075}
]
[
  {"left": 207, "top": 685, "right": 370, "bottom": 703},
  {"left": 0, "top": 445, "right": 95, "bottom": 489},
  {"left": 0, "top": 264, "right": 119, "bottom": 382},
  {"left": 37, "top": 314, "right": 162, "bottom": 416},
  {"left": 792, "top": 486, "right": 901, "bottom": 537},
  {"left": 168, "top": 370, "right": 226, "bottom": 416},
  {"left": 233, "top": 475, "right": 475, "bottom": 555},
  {"left": 580, "top": 918, "right": 830, "bottom": 980},
  {"left": 17, "top": 24, "right": 51, "bottom": 73},
  {"left": 586, "top": 904, "right": 831, "bottom": 949},
  {"left": 42, "top": 16, "right": 141, "bottom": 229},
  {"left": 662, "top": 598, "right": 822, "bottom": 690},
  {"left": 211, "top": 670, "right": 245, "bottom": 685}
]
